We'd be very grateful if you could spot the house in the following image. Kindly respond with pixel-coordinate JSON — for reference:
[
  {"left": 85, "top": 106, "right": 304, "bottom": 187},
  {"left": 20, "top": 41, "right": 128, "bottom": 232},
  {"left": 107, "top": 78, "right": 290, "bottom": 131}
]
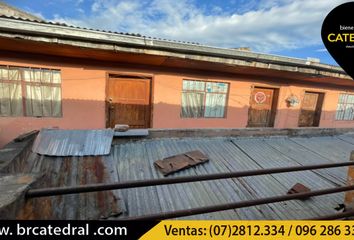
[
  {"left": 1, "top": 129, "right": 354, "bottom": 219},
  {"left": 0, "top": 8, "right": 354, "bottom": 147}
]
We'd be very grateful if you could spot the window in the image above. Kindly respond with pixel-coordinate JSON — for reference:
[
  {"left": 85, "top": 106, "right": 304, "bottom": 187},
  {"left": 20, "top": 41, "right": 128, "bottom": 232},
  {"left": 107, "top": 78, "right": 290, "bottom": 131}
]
[
  {"left": 181, "top": 79, "right": 229, "bottom": 118},
  {"left": 0, "top": 66, "right": 62, "bottom": 117},
  {"left": 336, "top": 94, "right": 354, "bottom": 120}
]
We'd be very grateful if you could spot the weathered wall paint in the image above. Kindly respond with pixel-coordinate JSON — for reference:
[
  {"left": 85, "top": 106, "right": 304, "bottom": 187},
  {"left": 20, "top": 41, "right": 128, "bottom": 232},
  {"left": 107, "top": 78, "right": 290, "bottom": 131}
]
[{"left": 1, "top": 55, "right": 354, "bottom": 147}]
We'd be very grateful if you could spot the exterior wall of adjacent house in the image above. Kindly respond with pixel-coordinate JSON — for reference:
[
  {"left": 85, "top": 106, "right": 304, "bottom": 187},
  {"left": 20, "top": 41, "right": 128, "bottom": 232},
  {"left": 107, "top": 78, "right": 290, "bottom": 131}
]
[{"left": 0, "top": 54, "right": 354, "bottom": 147}]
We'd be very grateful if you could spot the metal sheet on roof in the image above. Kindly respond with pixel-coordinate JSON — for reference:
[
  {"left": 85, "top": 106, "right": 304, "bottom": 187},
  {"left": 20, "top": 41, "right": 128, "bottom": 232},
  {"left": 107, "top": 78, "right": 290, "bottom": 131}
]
[
  {"left": 114, "top": 129, "right": 149, "bottom": 137},
  {"left": 32, "top": 129, "right": 114, "bottom": 156},
  {"left": 20, "top": 134, "right": 354, "bottom": 220}
]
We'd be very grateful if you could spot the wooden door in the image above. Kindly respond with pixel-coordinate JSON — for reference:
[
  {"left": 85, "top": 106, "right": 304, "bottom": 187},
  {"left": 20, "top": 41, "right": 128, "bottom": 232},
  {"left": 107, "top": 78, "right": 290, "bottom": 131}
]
[
  {"left": 248, "top": 87, "right": 278, "bottom": 127},
  {"left": 107, "top": 77, "right": 151, "bottom": 128},
  {"left": 298, "top": 92, "right": 324, "bottom": 127}
]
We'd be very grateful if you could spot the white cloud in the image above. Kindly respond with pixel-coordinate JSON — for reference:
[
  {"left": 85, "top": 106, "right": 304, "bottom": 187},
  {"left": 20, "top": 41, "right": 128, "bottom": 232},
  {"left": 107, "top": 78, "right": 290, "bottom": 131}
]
[{"left": 50, "top": 0, "right": 352, "bottom": 53}]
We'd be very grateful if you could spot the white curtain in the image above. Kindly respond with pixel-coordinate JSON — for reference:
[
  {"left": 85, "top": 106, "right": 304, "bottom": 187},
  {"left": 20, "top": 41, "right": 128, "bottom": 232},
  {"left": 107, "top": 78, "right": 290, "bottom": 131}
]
[
  {"left": 52, "top": 86, "right": 62, "bottom": 117},
  {"left": 24, "top": 69, "right": 62, "bottom": 117},
  {"left": 181, "top": 92, "right": 204, "bottom": 118},
  {"left": 204, "top": 93, "right": 226, "bottom": 117},
  {"left": 0, "top": 68, "right": 22, "bottom": 116}
]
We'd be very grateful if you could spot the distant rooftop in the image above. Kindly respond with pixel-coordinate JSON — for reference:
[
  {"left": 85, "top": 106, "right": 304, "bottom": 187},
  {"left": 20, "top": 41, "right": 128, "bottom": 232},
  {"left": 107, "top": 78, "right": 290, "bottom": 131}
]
[{"left": 0, "top": 2, "right": 42, "bottom": 21}]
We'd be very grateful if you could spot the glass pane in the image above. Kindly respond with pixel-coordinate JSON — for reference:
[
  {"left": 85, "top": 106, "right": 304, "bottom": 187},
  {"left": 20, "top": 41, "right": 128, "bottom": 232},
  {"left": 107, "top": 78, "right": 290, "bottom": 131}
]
[
  {"left": 52, "top": 86, "right": 62, "bottom": 117},
  {"left": 205, "top": 82, "right": 228, "bottom": 93},
  {"left": 338, "top": 94, "right": 342, "bottom": 104},
  {"left": 25, "top": 85, "right": 33, "bottom": 116},
  {"left": 0, "top": 82, "right": 22, "bottom": 116},
  {"left": 183, "top": 80, "right": 205, "bottom": 91},
  {"left": 182, "top": 80, "right": 189, "bottom": 90},
  {"left": 26, "top": 85, "right": 43, "bottom": 116},
  {"left": 336, "top": 103, "right": 344, "bottom": 120},
  {"left": 42, "top": 70, "right": 52, "bottom": 83},
  {"left": 0, "top": 67, "right": 8, "bottom": 80},
  {"left": 33, "top": 70, "right": 42, "bottom": 82},
  {"left": 195, "top": 81, "right": 205, "bottom": 91},
  {"left": 217, "top": 82, "right": 228, "bottom": 93},
  {"left": 204, "top": 93, "right": 226, "bottom": 117},
  {"left": 181, "top": 92, "right": 204, "bottom": 118},
  {"left": 349, "top": 95, "right": 354, "bottom": 104},
  {"left": 52, "top": 71, "right": 61, "bottom": 84},
  {"left": 42, "top": 86, "right": 52, "bottom": 116},
  {"left": 23, "top": 69, "right": 33, "bottom": 82},
  {"left": 348, "top": 104, "right": 354, "bottom": 120},
  {"left": 0, "top": 82, "right": 11, "bottom": 116},
  {"left": 206, "top": 82, "right": 213, "bottom": 92},
  {"left": 344, "top": 104, "right": 351, "bottom": 120},
  {"left": 8, "top": 68, "right": 21, "bottom": 81},
  {"left": 9, "top": 83, "right": 22, "bottom": 116}
]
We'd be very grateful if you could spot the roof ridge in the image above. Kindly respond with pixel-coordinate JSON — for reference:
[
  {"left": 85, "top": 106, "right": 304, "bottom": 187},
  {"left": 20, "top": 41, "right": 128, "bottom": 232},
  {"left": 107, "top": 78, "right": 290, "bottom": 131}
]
[{"left": 0, "top": 14, "right": 202, "bottom": 45}]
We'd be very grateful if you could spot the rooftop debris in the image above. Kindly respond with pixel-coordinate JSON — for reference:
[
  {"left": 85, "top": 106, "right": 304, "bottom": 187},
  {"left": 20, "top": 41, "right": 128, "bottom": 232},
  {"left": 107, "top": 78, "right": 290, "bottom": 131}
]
[
  {"left": 114, "top": 124, "right": 129, "bottom": 132},
  {"left": 113, "top": 129, "right": 149, "bottom": 137},
  {"left": 287, "top": 183, "right": 311, "bottom": 199},
  {"left": 154, "top": 150, "right": 209, "bottom": 176},
  {"left": 32, "top": 129, "right": 114, "bottom": 156}
]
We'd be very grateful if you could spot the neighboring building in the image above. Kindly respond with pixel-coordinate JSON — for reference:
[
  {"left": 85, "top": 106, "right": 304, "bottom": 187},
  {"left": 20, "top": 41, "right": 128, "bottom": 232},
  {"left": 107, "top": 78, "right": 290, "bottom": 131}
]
[
  {"left": 0, "top": 2, "right": 42, "bottom": 21},
  {"left": 0, "top": 12, "right": 354, "bottom": 146}
]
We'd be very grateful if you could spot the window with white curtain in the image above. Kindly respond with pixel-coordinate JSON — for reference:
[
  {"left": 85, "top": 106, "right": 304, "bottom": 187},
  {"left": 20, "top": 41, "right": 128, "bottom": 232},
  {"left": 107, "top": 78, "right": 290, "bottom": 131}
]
[
  {"left": 0, "top": 66, "right": 62, "bottom": 117},
  {"left": 181, "top": 79, "right": 229, "bottom": 118},
  {"left": 336, "top": 94, "right": 354, "bottom": 120}
]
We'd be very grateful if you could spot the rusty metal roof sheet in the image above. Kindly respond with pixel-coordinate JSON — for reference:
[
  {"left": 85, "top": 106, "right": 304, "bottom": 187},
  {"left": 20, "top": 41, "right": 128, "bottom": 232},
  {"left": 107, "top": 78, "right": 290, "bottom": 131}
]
[
  {"left": 32, "top": 129, "right": 114, "bottom": 156},
  {"left": 18, "top": 133, "right": 354, "bottom": 220}
]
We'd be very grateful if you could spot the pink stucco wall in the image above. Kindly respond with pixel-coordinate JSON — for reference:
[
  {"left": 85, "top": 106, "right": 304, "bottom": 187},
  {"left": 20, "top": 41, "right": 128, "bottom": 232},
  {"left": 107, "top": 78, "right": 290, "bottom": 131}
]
[
  {"left": 152, "top": 74, "right": 354, "bottom": 129},
  {"left": 1, "top": 54, "right": 354, "bottom": 147},
  {"left": 0, "top": 57, "right": 106, "bottom": 146}
]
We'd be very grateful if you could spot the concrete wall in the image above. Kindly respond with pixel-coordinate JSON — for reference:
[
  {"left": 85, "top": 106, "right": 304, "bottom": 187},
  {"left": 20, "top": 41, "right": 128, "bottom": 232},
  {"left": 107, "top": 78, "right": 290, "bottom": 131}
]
[{"left": 1, "top": 54, "right": 354, "bottom": 147}]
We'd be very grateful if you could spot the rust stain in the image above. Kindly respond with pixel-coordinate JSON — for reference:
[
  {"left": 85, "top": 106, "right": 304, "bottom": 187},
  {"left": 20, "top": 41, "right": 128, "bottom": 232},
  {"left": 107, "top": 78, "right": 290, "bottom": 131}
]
[
  {"left": 17, "top": 196, "right": 54, "bottom": 220},
  {"left": 94, "top": 157, "right": 106, "bottom": 217},
  {"left": 16, "top": 200, "right": 35, "bottom": 220},
  {"left": 16, "top": 175, "right": 34, "bottom": 184},
  {"left": 35, "top": 197, "right": 53, "bottom": 219}
]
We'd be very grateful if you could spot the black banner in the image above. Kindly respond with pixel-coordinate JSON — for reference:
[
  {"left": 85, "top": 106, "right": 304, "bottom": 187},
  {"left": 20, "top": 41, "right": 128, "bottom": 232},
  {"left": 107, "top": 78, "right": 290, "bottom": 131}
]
[
  {"left": 321, "top": 2, "right": 354, "bottom": 79},
  {"left": 0, "top": 221, "right": 159, "bottom": 240}
]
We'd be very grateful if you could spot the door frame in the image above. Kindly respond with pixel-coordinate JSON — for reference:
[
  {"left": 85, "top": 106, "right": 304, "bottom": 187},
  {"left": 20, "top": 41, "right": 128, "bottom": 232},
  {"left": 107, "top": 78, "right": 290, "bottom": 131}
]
[
  {"left": 247, "top": 85, "right": 280, "bottom": 127},
  {"left": 105, "top": 72, "right": 154, "bottom": 128},
  {"left": 298, "top": 90, "right": 325, "bottom": 127}
]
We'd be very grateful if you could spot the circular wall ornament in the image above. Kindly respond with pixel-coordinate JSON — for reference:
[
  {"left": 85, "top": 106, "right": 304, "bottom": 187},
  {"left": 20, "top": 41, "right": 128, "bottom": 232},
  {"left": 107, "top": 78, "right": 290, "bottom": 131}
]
[{"left": 254, "top": 91, "right": 266, "bottom": 104}]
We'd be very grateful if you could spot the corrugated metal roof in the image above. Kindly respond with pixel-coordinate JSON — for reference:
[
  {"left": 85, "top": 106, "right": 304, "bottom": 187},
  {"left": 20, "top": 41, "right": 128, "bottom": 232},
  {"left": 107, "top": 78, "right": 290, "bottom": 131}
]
[
  {"left": 32, "top": 129, "right": 114, "bottom": 156},
  {"left": 0, "top": 15, "right": 201, "bottom": 45},
  {"left": 20, "top": 133, "right": 354, "bottom": 220}
]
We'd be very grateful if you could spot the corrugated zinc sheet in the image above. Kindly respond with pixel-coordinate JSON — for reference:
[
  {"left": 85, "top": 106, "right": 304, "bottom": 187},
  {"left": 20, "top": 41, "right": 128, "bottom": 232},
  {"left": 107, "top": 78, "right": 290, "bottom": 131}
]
[
  {"left": 104, "top": 135, "right": 353, "bottom": 219},
  {"left": 32, "top": 129, "right": 114, "bottom": 156},
  {"left": 16, "top": 154, "right": 123, "bottom": 220},
  {"left": 20, "top": 133, "right": 354, "bottom": 220}
]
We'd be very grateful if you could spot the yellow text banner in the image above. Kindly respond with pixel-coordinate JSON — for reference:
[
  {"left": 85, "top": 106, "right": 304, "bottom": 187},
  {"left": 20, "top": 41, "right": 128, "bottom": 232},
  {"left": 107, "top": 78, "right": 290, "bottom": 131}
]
[{"left": 141, "top": 221, "right": 354, "bottom": 240}]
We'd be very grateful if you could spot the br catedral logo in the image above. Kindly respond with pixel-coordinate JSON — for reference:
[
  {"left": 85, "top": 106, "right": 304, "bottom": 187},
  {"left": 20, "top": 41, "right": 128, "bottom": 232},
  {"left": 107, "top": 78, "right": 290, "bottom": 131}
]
[{"left": 321, "top": 1, "right": 354, "bottom": 80}]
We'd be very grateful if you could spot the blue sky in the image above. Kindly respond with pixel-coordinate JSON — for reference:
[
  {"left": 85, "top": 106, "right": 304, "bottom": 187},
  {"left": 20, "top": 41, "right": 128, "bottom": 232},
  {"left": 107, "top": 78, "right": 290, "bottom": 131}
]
[{"left": 4, "top": 0, "right": 352, "bottom": 65}]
